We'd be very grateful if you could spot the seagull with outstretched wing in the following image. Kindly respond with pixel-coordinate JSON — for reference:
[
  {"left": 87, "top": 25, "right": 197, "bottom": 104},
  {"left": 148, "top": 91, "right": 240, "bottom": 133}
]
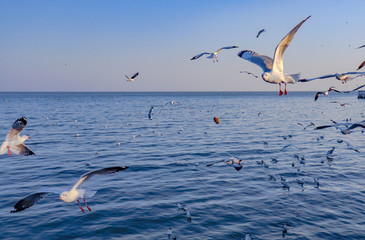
[
  {"left": 0, "top": 117, "right": 34, "bottom": 156},
  {"left": 299, "top": 72, "right": 365, "bottom": 84},
  {"left": 10, "top": 166, "right": 129, "bottom": 213},
  {"left": 191, "top": 46, "right": 238, "bottom": 63},
  {"left": 237, "top": 16, "right": 311, "bottom": 95},
  {"left": 125, "top": 72, "right": 139, "bottom": 82}
]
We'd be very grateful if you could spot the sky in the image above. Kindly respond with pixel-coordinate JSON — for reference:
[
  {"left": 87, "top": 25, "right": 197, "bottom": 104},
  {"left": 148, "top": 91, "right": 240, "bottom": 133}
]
[{"left": 1, "top": 0, "right": 365, "bottom": 92}]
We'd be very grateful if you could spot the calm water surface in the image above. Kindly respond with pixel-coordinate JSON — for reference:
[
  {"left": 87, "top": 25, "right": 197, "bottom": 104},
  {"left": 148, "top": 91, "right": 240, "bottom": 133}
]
[{"left": 0, "top": 92, "right": 364, "bottom": 240}]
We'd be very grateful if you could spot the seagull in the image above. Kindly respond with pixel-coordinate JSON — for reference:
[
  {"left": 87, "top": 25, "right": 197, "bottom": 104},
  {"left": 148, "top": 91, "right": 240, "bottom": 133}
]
[
  {"left": 299, "top": 72, "right": 365, "bottom": 84},
  {"left": 356, "top": 44, "right": 365, "bottom": 49},
  {"left": 330, "top": 101, "right": 350, "bottom": 107},
  {"left": 10, "top": 166, "right": 129, "bottom": 213},
  {"left": 237, "top": 16, "right": 311, "bottom": 95},
  {"left": 0, "top": 117, "right": 34, "bottom": 156},
  {"left": 240, "top": 71, "right": 259, "bottom": 78},
  {"left": 297, "top": 122, "right": 315, "bottom": 130},
  {"left": 177, "top": 203, "right": 186, "bottom": 212},
  {"left": 125, "top": 72, "right": 139, "bottom": 82},
  {"left": 186, "top": 210, "right": 192, "bottom": 222},
  {"left": 316, "top": 120, "right": 365, "bottom": 135},
  {"left": 256, "top": 29, "right": 266, "bottom": 38},
  {"left": 327, "top": 147, "right": 335, "bottom": 160},
  {"left": 164, "top": 101, "right": 186, "bottom": 108},
  {"left": 357, "top": 61, "right": 365, "bottom": 70},
  {"left": 328, "top": 139, "right": 360, "bottom": 153},
  {"left": 314, "top": 86, "right": 341, "bottom": 101},
  {"left": 148, "top": 106, "right": 154, "bottom": 120},
  {"left": 245, "top": 233, "right": 251, "bottom": 240},
  {"left": 206, "top": 157, "right": 243, "bottom": 171},
  {"left": 191, "top": 46, "right": 239, "bottom": 63}
]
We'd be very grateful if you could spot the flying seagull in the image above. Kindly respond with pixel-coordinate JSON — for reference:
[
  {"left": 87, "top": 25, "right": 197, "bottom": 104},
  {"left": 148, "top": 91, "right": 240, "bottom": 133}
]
[
  {"left": 314, "top": 86, "right": 341, "bottom": 101},
  {"left": 237, "top": 16, "right": 311, "bottom": 95},
  {"left": 240, "top": 71, "right": 259, "bottom": 78},
  {"left": 125, "top": 72, "right": 139, "bottom": 82},
  {"left": 357, "top": 61, "right": 365, "bottom": 70},
  {"left": 299, "top": 72, "right": 365, "bottom": 84},
  {"left": 256, "top": 29, "right": 266, "bottom": 38},
  {"left": 0, "top": 117, "right": 34, "bottom": 156},
  {"left": 10, "top": 166, "right": 129, "bottom": 213},
  {"left": 191, "top": 46, "right": 239, "bottom": 63}
]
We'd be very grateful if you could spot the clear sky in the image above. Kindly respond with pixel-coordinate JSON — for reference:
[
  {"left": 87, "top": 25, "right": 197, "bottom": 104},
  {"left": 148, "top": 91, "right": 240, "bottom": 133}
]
[{"left": 1, "top": 0, "right": 365, "bottom": 92}]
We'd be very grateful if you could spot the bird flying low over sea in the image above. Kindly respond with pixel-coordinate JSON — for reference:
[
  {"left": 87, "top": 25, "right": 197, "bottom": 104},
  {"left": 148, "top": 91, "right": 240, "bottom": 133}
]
[
  {"left": 299, "top": 72, "right": 365, "bottom": 84},
  {"left": 125, "top": 72, "right": 139, "bottom": 82},
  {"left": 191, "top": 46, "right": 239, "bottom": 63},
  {"left": 315, "top": 120, "right": 365, "bottom": 135},
  {"left": 10, "top": 166, "right": 129, "bottom": 213},
  {"left": 256, "top": 29, "right": 266, "bottom": 38},
  {"left": 314, "top": 86, "right": 340, "bottom": 101},
  {"left": 357, "top": 61, "right": 365, "bottom": 70},
  {"left": 0, "top": 117, "right": 34, "bottom": 156},
  {"left": 237, "top": 16, "right": 311, "bottom": 95}
]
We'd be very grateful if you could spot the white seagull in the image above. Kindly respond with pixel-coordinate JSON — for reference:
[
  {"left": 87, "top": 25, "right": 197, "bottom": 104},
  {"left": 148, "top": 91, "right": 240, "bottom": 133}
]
[
  {"left": 237, "top": 16, "right": 311, "bottom": 95},
  {"left": 10, "top": 166, "right": 129, "bottom": 213},
  {"left": 191, "top": 46, "right": 239, "bottom": 63},
  {"left": 0, "top": 117, "right": 34, "bottom": 156},
  {"left": 299, "top": 72, "right": 365, "bottom": 84},
  {"left": 125, "top": 72, "right": 139, "bottom": 82}
]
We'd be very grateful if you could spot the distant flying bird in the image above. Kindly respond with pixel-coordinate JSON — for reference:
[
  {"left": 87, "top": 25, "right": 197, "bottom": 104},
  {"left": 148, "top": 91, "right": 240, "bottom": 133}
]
[
  {"left": 0, "top": 117, "right": 34, "bottom": 156},
  {"left": 10, "top": 166, "right": 129, "bottom": 213},
  {"left": 237, "top": 16, "right": 311, "bottom": 95},
  {"left": 316, "top": 120, "right": 365, "bottom": 135},
  {"left": 356, "top": 44, "right": 365, "bottom": 49},
  {"left": 256, "top": 29, "right": 266, "bottom": 38},
  {"left": 297, "top": 122, "right": 315, "bottom": 130},
  {"left": 125, "top": 72, "right": 139, "bottom": 82},
  {"left": 357, "top": 61, "right": 365, "bottom": 70},
  {"left": 299, "top": 72, "right": 365, "bottom": 84},
  {"left": 314, "top": 86, "right": 341, "bottom": 101},
  {"left": 164, "top": 101, "right": 186, "bottom": 108},
  {"left": 240, "top": 71, "right": 259, "bottom": 78},
  {"left": 191, "top": 46, "right": 239, "bottom": 63}
]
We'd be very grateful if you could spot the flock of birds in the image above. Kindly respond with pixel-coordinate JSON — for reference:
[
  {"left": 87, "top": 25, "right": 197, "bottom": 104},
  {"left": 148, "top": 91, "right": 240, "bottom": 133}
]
[
  {"left": 126, "top": 15, "right": 365, "bottom": 100},
  {"left": 4, "top": 15, "right": 365, "bottom": 239}
]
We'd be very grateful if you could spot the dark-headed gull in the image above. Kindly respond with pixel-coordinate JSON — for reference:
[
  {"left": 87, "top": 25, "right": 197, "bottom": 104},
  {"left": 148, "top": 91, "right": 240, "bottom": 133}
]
[
  {"left": 238, "top": 16, "right": 311, "bottom": 95},
  {"left": 256, "top": 29, "right": 266, "bottom": 38},
  {"left": 299, "top": 72, "right": 365, "bottom": 84},
  {"left": 10, "top": 166, "right": 128, "bottom": 213},
  {"left": 314, "top": 86, "right": 340, "bottom": 101},
  {"left": 0, "top": 117, "right": 34, "bottom": 156},
  {"left": 125, "top": 72, "right": 139, "bottom": 82},
  {"left": 191, "top": 46, "right": 238, "bottom": 63}
]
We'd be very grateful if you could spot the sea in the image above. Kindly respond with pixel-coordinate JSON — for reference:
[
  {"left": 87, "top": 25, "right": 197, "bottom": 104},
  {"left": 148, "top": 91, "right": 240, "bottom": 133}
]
[{"left": 0, "top": 92, "right": 364, "bottom": 240}]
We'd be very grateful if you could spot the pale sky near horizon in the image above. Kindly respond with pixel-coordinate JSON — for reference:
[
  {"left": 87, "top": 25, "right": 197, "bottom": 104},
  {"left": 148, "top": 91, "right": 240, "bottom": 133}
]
[{"left": 1, "top": 0, "right": 365, "bottom": 92}]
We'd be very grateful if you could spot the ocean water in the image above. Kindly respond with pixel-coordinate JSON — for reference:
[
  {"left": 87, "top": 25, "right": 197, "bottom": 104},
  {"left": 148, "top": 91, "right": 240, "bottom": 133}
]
[{"left": 0, "top": 92, "right": 364, "bottom": 240}]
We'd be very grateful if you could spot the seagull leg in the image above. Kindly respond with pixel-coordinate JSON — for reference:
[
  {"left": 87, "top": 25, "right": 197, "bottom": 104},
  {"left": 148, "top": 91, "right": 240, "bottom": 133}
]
[
  {"left": 77, "top": 200, "right": 85, "bottom": 213},
  {"left": 83, "top": 198, "right": 92, "bottom": 211},
  {"left": 284, "top": 83, "right": 288, "bottom": 95},
  {"left": 279, "top": 84, "right": 283, "bottom": 96},
  {"left": 7, "top": 146, "right": 11, "bottom": 156}
]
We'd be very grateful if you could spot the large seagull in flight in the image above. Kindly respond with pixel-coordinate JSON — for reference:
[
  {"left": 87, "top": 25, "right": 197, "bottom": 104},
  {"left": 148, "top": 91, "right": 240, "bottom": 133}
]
[{"left": 237, "top": 16, "right": 311, "bottom": 95}]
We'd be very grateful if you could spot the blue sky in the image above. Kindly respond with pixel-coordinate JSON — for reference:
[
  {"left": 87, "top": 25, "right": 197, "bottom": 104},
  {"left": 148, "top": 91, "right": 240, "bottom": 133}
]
[{"left": 1, "top": 0, "right": 365, "bottom": 92}]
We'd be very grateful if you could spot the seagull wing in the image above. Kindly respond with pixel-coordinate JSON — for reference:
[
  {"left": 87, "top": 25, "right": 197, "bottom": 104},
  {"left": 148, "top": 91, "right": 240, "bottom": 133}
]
[
  {"left": 71, "top": 166, "right": 129, "bottom": 191},
  {"left": 343, "top": 84, "right": 365, "bottom": 93},
  {"left": 357, "top": 61, "right": 365, "bottom": 70},
  {"left": 340, "top": 71, "right": 365, "bottom": 75},
  {"left": 256, "top": 29, "right": 265, "bottom": 38},
  {"left": 215, "top": 46, "right": 239, "bottom": 53},
  {"left": 12, "top": 144, "right": 35, "bottom": 156},
  {"left": 272, "top": 16, "right": 311, "bottom": 73},
  {"left": 299, "top": 74, "right": 337, "bottom": 82},
  {"left": 191, "top": 52, "right": 212, "bottom": 60},
  {"left": 356, "top": 44, "right": 365, "bottom": 49},
  {"left": 6, "top": 117, "right": 27, "bottom": 140},
  {"left": 237, "top": 50, "right": 273, "bottom": 72},
  {"left": 131, "top": 72, "right": 139, "bottom": 79},
  {"left": 314, "top": 92, "right": 324, "bottom": 101}
]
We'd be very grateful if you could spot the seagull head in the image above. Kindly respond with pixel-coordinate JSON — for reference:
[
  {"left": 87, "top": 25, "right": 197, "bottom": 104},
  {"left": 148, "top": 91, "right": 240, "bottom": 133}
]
[
  {"left": 20, "top": 135, "right": 30, "bottom": 143},
  {"left": 262, "top": 72, "right": 271, "bottom": 81},
  {"left": 59, "top": 191, "right": 71, "bottom": 202}
]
